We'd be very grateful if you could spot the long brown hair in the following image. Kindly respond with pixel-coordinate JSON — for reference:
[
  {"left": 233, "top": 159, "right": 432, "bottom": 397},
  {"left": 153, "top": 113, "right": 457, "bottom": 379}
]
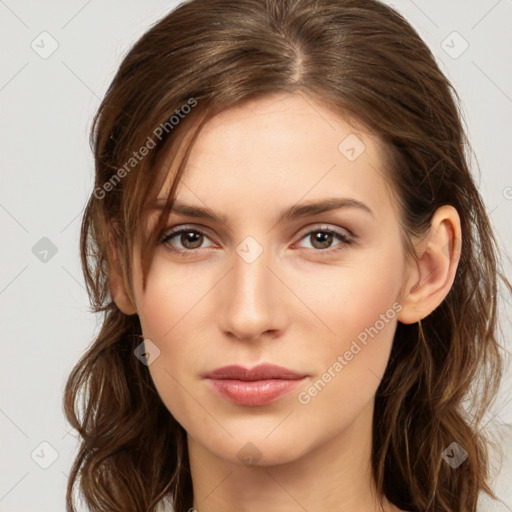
[{"left": 63, "top": 0, "right": 511, "bottom": 511}]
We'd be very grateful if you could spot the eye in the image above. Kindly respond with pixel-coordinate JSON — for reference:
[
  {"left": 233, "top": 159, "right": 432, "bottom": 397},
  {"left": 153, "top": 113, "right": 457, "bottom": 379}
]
[
  {"left": 160, "top": 224, "right": 354, "bottom": 257},
  {"left": 160, "top": 226, "right": 215, "bottom": 254},
  {"left": 295, "top": 226, "right": 353, "bottom": 253}
]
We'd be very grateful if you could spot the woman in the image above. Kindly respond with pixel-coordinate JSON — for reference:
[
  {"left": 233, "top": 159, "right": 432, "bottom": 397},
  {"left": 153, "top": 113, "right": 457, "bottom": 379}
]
[{"left": 63, "top": 0, "right": 511, "bottom": 511}]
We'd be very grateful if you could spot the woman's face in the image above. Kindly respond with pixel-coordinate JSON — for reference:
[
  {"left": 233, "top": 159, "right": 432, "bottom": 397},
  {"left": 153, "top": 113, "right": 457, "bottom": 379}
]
[{"left": 131, "top": 92, "right": 411, "bottom": 466}]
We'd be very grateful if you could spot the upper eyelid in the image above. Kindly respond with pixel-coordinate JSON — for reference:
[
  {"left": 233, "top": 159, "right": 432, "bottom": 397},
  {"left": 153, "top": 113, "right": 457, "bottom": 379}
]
[
  {"left": 161, "top": 224, "right": 217, "bottom": 242},
  {"left": 296, "top": 223, "right": 354, "bottom": 239}
]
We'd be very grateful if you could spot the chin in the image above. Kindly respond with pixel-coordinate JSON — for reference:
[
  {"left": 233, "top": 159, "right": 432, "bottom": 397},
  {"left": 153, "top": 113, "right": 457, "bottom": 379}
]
[{"left": 191, "top": 427, "right": 315, "bottom": 468}]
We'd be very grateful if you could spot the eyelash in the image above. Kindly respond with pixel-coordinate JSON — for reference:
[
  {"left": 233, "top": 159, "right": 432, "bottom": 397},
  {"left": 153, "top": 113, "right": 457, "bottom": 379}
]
[{"left": 159, "top": 225, "right": 354, "bottom": 257}]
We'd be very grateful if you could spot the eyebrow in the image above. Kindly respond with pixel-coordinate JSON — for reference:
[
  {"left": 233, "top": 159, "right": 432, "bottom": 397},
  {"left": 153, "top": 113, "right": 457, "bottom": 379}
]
[{"left": 149, "top": 197, "right": 374, "bottom": 224}]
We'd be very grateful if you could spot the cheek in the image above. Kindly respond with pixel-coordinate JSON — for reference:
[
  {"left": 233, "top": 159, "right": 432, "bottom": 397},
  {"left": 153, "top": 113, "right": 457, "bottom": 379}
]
[
  {"left": 293, "top": 250, "right": 403, "bottom": 344},
  {"left": 294, "top": 284, "right": 399, "bottom": 432},
  {"left": 136, "top": 289, "right": 199, "bottom": 431},
  {"left": 293, "top": 253, "right": 403, "bottom": 399},
  {"left": 135, "top": 256, "right": 212, "bottom": 342},
  {"left": 134, "top": 258, "right": 216, "bottom": 422}
]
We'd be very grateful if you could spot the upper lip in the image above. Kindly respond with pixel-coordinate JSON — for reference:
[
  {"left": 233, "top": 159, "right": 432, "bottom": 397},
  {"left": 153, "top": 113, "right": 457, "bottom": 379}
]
[{"left": 204, "top": 363, "right": 307, "bottom": 381}]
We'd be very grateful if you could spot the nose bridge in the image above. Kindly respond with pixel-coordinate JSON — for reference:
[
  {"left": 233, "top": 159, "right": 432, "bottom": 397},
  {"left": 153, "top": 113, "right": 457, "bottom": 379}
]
[{"left": 220, "top": 240, "right": 280, "bottom": 340}]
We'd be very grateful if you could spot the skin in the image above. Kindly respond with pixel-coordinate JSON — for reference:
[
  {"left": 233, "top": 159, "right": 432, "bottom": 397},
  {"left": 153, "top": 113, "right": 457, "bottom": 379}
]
[{"left": 110, "top": 92, "right": 461, "bottom": 512}]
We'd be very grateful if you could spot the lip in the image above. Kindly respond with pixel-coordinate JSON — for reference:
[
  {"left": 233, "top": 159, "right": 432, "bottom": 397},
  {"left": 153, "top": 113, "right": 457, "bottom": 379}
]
[{"left": 204, "top": 363, "right": 307, "bottom": 407}]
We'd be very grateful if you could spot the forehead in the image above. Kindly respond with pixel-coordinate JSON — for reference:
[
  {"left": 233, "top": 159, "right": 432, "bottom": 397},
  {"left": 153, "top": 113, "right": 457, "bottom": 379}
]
[{"left": 155, "top": 92, "right": 396, "bottom": 223}]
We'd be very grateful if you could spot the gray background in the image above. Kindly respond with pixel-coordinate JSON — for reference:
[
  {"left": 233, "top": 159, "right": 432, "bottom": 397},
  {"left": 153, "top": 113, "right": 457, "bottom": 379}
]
[{"left": 1, "top": 1, "right": 511, "bottom": 510}]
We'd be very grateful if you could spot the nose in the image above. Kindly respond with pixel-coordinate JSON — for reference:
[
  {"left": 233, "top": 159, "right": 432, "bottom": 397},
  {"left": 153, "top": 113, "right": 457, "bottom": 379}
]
[{"left": 219, "top": 245, "right": 286, "bottom": 342}]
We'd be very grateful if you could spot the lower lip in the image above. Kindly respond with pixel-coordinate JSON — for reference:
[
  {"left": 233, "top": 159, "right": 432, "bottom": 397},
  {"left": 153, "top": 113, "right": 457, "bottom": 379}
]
[{"left": 206, "top": 378, "right": 305, "bottom": 406}]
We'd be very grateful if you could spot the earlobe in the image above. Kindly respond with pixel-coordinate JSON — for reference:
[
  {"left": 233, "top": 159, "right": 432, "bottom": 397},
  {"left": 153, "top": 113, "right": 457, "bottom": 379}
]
[
  {"left": 397, "top": 205, "right": 462, "bottom": 325},
  {"left": 108, "top": 223, "right": 138, "bottom": 315}
]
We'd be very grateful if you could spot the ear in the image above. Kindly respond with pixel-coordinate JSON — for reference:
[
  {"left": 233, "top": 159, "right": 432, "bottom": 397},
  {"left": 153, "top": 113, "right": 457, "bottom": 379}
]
[
  {"left": 108, "top": 223, "right": 138, "bottom": 315},
  {"left": 397, "top": 205, "right": 462, "bottom": 324}
]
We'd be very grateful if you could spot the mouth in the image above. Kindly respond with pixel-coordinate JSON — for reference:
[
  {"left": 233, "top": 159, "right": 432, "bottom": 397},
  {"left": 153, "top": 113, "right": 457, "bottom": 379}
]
[{"left": 203, "top": 363, "right": 308, "bottom": 407}]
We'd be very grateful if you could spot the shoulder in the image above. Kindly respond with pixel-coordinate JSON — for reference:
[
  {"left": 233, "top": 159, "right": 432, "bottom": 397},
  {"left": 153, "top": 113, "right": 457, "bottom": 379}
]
[{"left": 155, "top": 494, "right": 175, "bottom": 512}]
